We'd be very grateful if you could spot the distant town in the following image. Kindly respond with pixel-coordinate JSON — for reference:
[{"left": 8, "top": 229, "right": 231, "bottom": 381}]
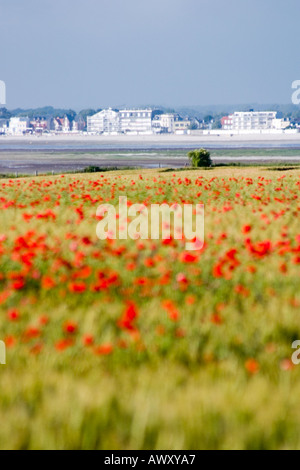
[{"left": 0, "top": 107, "right": 299, "bottom": 137}]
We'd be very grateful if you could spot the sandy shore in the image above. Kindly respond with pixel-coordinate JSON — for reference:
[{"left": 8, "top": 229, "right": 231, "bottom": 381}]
[{"left": 0, "top": 133, "right": 300, "bottom": 147}]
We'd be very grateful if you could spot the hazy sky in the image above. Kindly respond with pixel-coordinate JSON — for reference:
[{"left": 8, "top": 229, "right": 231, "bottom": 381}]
[{"left": 0, "top": 0, "right": 299, "bottom": 109}]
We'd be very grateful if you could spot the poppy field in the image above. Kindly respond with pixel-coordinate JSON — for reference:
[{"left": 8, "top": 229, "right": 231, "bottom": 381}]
[{"left": 1, "top": 166, "right": 300, "bottom": 449}]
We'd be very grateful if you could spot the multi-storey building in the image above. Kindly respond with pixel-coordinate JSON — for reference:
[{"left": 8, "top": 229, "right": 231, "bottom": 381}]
[
  {"left": 173, "top": 117, "right": 191, "bottom": 133},
  {"left": 152, "top": 113, "right": 175, "bottom": 133},
  {"left": 119, "top": 109, "right": 152, "bottom": 134},
  {"left": 221, "top": 115, "right": 233, "bottom": 130},
  {"left": 221, "top": 111, "right": 291, "bottom": 132},
  {"left": 86, "top": 108, "right": 194, "bottom": 135},
  {"left": 87, "top": 108, "right": 120, "bottom": 134},
  {"left": 8, "top": 117, "right": 30, "bottom": 135},
  {"left": 231, "top": 111, "right": 277, "bottom": 131},
  {"left": 30, "top": 118, "right": 50, "bottom": 134},
  {"left": 51, "top": 116, "right": 71, "bottom": 133},
  {"left": 52, "top": 117, "right": 64, "bottom": 132}
]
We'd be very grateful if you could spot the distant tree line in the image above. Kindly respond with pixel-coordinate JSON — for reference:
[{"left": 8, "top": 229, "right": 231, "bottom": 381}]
[{"left": 0, "top": 106, "right": 102, "bottom": 123}]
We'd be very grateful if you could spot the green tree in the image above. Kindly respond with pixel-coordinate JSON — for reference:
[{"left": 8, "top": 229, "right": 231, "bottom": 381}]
[
  {"left": 203, "top": 115, "right": 213, "bottom": 124},
  {"left": 0, "top": 108, "right": 11, "bottom": 119},
  {"left": 212, "top": 119, "right": 222, "bottom": 130},
  {"left": 78, "top": 109, "right": 97, "bottom": 121},
  {"left": 188, "top": 149, "right": 212, "bottom": 168}
]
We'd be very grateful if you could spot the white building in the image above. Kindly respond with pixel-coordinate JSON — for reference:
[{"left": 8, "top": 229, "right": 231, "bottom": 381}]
[
  {"left": 119, "top": 109, "right": 152, "bottom": 134},
  {"left": 8, "top": 117, "right": 30, "bottom": 135},
  {"left": 173, "top": 117, "right": 191, "bottom": 134},
  {"left": 87, "top": 108, "right": 120, "bottom": 134},
  {"left": 221, "top": 115, "right": 233, "bottom": 130},
  {"left": 231, "top": 111, "right": 277, "bottom": 131},
  {"left": 272, "top": 118, "right": 290, "bottom": 130},
  {"left": 52, "top": 118, "right": 62, "bottom": 132},
  {"left": 152, "top": 113, "right": 175, "bottom": 133},
  {"left": 62, "top": 116, "right": 71, "bottom": 133},
  {"left": 221, "top": 111, "right": 291, "bottom": 132}
]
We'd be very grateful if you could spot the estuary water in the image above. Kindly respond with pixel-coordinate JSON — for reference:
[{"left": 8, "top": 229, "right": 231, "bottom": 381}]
[{"left": 1, "top": 136, "right": 300, "bottom": 174}]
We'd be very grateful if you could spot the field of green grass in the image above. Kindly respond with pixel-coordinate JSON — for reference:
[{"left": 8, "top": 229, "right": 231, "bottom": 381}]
[{"left": 0, "top": 166, "right": 300, "bottom": 449}]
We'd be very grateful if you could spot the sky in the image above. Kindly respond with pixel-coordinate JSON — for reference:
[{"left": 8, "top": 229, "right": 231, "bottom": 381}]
[{"left": 0, "top": 0, "right": 299, "bottom": 110}]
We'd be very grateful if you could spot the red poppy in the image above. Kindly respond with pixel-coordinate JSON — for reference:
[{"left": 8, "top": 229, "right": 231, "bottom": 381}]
[
  {"left": 7, "top": 309, "right": 20, "bottom": 321},
  {"left": 68, "top": 282, "right": 87, "bottom": 293},
  {"left": 42, "top": 276, "right": 56, "bottom": 289},
  {"left": 55, "top": 338, "right": 74, "bottom": 351},
  {"left": 242, "top": 225, "right": 252, "bottom": 234},
  {"left": 12, "top": 279, "right": 25, "bottom": 290},
  {"left": 118, "top": 301, "right": 139, "bottom": 331},
  {"left": 94, "top": 343, "right": 113, "bottom": 356},
  {"left": 179, "top": 252, "right": 198, "bottom": 263},
  {"left": 162, "top": 299, "right": 180, "bottom": 322},
  {"left": 4, "top": 335, "right": 16, "bottom": 348},
  {"left": 82, "top": 334, "right": 94, "bottom": 347},
  {"left": 245, "top": 359, "right": 260, "bottom": 375},
  {"left": 39, "top": 315, "right": 50, "bottom": 326},
  {"left": 210, "top": 313, "right": 223, "bottom": 325},
  {"left": 63, "top": 321, "right": 78, "bottom": 335},
  {"left": 24, "top": 326, "right": 41, "bottom": 340}
]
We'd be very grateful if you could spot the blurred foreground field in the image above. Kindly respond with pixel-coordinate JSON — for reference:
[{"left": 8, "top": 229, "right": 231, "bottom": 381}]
[{"left": 1, "top": 166, "right": 300, "bottom": 449}]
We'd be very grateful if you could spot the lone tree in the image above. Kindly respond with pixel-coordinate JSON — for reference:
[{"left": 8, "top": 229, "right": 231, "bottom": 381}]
[{"left": 188, "top": 148, "right": 212, "bottom": 168}]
